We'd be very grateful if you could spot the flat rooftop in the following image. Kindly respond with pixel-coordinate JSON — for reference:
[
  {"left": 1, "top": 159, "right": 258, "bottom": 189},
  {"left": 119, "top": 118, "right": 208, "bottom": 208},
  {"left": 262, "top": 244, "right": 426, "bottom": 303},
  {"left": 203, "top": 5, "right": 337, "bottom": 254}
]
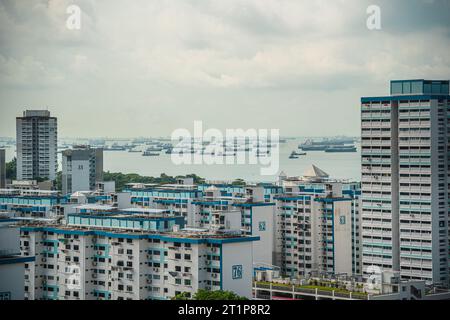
[
  {"left": 121, "top": 208, "right": 169, "bottom": 214},
  {"left": 74, "top": 204, "right": 116, "bottom": 211},
  {"left": 19, "top": 222, "right": 256, "bottom": 240}
]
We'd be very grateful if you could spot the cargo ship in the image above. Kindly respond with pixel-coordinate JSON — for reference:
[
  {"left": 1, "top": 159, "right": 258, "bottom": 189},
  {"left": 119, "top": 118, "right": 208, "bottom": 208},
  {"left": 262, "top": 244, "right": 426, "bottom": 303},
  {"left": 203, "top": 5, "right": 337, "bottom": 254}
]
[{"left": 324, "top": 145, "right": 357, "bottom": 153}]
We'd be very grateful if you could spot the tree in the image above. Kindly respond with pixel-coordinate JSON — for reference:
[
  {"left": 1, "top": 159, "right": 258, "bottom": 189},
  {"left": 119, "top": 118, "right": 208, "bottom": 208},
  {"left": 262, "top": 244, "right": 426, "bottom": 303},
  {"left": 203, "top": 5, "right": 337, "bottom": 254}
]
[
  {"left": 172, "top": 289, "right": 247, "bottom": 300},
  {"left": 55, "top": 171, "right": 62, "bottom": 191},
  {"left": 5, "top": 157, "right": 16, "bottom": 180},
  {"left": 194, "top": 290, "right": 247, "bottom": 300},
  {"left": 172, "top": 292, "right": 191, "bottom": 300},
  {"left": 184, "top": 174, "right": 205, "bottom": 184},
  {"left": 231, "top": 179, "right": 246, "bottom": 186},
  {"left": 102, "top": 172, "right": 205, "bottom": 192}
]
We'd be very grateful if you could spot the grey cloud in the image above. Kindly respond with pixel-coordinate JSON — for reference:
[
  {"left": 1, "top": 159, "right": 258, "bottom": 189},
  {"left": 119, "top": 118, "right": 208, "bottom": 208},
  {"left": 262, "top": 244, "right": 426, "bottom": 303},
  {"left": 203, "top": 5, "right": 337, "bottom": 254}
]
[{"left": 0, "top": 0, "right": 449, "bottom": 138}]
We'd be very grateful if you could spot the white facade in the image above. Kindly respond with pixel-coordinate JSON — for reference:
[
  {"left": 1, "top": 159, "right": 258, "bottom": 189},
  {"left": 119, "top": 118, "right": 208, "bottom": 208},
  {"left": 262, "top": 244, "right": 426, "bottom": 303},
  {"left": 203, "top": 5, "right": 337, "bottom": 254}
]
[
  {"left": 19, "top": 217, "right": 257, "bottom": 300},
  {"left": 16, "top": 110, "right": 57, "bottom": 181},
  {"left": 62, "top": 146, "right": 103, "bottom": 195},
  {"left": 276, "top": 168, "right": 362, "bottom": 278},
  {"left": 0, "top": 149, "right": 5, "bottom": 188},
  {"left": 361, "top": 80, "right": 450, "bottom": 287},
  {"left": 0, "top": 219, "right": 33, "bottom": 300}
]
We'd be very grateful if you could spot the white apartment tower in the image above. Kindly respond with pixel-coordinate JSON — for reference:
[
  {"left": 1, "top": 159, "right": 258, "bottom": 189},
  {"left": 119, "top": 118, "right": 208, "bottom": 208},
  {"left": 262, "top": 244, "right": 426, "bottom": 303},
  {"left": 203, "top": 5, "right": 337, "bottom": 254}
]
[
  {"left": 62, "top": 146, "right": 103, "bottom": 195},
  {"left": 16, "top": 110, "right": 57, "bottom": 181},
  {"left": 361, "top": 79, "right": 450, "bottom": 287}
]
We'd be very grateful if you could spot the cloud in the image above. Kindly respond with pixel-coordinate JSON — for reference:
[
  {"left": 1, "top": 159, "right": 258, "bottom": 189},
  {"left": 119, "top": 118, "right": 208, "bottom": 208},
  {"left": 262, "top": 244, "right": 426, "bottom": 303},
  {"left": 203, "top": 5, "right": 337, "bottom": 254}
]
[{"left": 0, "top": 0, "right": 449, "bottom": 137}]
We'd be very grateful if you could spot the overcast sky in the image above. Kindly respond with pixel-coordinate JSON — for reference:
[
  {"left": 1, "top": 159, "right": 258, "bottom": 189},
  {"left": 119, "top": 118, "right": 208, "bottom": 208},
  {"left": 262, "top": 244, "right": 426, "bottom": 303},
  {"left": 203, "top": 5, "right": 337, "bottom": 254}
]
[{"left": 0, "top": 0, "right": 449, "bottom": 138}]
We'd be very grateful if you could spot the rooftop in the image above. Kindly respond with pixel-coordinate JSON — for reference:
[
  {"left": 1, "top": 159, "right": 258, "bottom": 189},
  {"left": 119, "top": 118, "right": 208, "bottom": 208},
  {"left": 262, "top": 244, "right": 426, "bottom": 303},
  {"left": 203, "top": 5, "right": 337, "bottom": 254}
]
[{"left": 19, "top": 221, "right": 259, "bottom": 242}]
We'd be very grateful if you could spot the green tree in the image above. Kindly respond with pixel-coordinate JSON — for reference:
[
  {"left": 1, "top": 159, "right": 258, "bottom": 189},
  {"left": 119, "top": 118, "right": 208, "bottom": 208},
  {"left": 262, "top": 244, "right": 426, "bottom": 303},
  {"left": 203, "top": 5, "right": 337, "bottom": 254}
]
[
  {"left": 231, "top": 179, "right": 246, "bottom": 186},
  {"left": 172, "top": 292, "right": 191, "bottom": 300},
  {"left": 55, "top": 171, "right": 62, "bottom": 191},
  {"left": 5, "top": 157, "right": 16, "bottom": 180},
  {"left": 194, "top": 290, "right": 247, "bottom": 300},
  {"left": 173, "top": 290, "right": 247, "bottom": 300},
  {"left": 102, "top": 172, "right": 205, "bottom": 192}
]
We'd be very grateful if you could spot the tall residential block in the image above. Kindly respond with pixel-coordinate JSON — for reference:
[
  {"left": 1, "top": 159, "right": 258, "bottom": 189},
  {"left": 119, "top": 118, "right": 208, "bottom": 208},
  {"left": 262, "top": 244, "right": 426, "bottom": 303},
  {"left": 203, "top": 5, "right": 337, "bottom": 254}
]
[
  {"left": 275, "top": 166, "right": 362, "bottom": 278},
  {"left": 0, "top": 149, "right": 5, "bottom": 188},
  {"left": 361, "top": 79, "right": 450, "bottom": 287},
  {"left": 62, "top": 145, "right": 103, "bottom": 195},
  {"left": 16, "top": 110, "right": 57, "bottom": 181}
]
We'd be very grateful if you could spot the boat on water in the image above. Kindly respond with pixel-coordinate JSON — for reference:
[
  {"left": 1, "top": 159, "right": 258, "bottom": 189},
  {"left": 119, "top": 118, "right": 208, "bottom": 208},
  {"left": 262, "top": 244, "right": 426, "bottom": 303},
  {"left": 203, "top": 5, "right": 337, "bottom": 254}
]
[
  {"left": 324, "top": 145, "right": 357, "bottom": 153},
  {"left": 222, "top": 152, "right": 237, "bottom": 157},
  {"left": 299, "top": 145, "right": 327, "bottom": 151},
  {"left": 299, "top": 138, "right": 356, "bottom": 152},
  {"left": 105, "top": 144, "right": 127, "bottom": 151},
  {"left": 292, "top": 151, "right": 307, "bottom": 156},
  {"left": 142, "top": 150, "right": 160, "bottom": 156},
  {"left": 289, "top": 151, "right": 306, "bottom": 159}
]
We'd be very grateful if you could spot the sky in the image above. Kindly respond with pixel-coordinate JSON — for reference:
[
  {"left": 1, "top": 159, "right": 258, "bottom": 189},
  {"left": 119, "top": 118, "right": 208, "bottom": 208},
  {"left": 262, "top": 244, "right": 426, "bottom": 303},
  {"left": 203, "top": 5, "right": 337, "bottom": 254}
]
[{"left": 0, "top": 0, "right": 449, "bottom": 138}]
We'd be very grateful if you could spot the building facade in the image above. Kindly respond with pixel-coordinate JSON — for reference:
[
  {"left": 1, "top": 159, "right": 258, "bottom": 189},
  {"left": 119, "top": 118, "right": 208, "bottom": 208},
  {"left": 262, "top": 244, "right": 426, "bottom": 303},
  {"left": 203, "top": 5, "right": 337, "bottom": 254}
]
[
  {"left": 62, "top": 145, "right": 103, "bottom": 195},
  {"left": 0, "top": 149, "right": 5, "bottom": 188},
  {"left": 16, "top": 110, "right": 57, "bottom": 181},
  {"left": 275, "top": 166, "right": 362, "bottom": 279},
  {"left": 0, "top": 217, "right": 35, "bottom": 300},
  {"left": 361, "top": 79, "right": 450, "bottom": 287},
  {"left": 19, "top": 212, "right": 257, "bottom": 300}
]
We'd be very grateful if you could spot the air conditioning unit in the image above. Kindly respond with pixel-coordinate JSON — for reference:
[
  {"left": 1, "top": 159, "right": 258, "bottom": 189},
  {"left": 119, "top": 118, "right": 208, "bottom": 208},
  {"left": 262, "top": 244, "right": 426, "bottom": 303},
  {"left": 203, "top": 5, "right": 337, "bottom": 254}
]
[
  {"left": 153, "top": 268, "right": 159, "bottom": 272},
  {"left": 92, "top": 274, "right": 97, "bottom": 278},
  {"left": 92, "top": 262, "right": 97, "bottom": 266},
  {"left": 97, "top": 251, "right": 102, "bottom": 255},
  {"left": 212, "top": 274, "right": 217, "bottom": 278},
  {"left": 147, "top": 279, "right": 152, "bottom": 284},
  {"left": 42, "top": 258, "right": 47, "bottom": 262}
]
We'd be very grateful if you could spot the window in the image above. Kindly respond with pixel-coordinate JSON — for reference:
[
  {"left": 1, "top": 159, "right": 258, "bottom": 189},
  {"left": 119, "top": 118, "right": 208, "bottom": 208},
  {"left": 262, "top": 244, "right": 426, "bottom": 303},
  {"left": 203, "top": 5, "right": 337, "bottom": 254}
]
[
  {"left": 411, "top": 81, "right": 422, "bottom": 94},
  {"left": 391, "top": 82, "right": 402, "bottom": 94}
]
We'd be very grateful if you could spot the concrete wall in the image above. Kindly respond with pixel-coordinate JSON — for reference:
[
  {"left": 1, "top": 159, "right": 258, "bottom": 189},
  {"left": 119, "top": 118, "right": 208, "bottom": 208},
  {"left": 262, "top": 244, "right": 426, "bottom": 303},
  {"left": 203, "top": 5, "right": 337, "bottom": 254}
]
[
  {"left": 251, "top": 205, "right": 275, "bottom": 266},
  {"left": 221, "top": 241, "right": 254, "bottom": 298},
  {"left": 0, "top": 263, "right": 25, "bottom": 300},
  {"left": 0, "top": 226, "right": 20, "bottom": 255},
  {"left": 333, "top": 201, "right": 353, "bottom": 275},
  {"left": 0, "top": 149, "right": 5, "bottom": 188}
]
